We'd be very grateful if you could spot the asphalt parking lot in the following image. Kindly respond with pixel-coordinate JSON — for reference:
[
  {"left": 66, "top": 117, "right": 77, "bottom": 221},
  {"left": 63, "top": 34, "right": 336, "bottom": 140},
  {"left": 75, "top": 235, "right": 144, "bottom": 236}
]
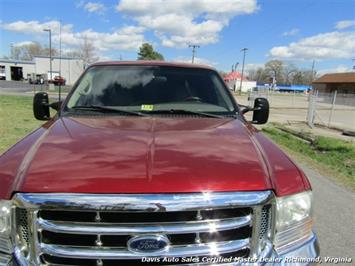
[
  {"left": 0, "top": 80, "right": 46, "bottom": 92},
  {"left": 0, "top": 80, "right": 69, "bottom": 99}
]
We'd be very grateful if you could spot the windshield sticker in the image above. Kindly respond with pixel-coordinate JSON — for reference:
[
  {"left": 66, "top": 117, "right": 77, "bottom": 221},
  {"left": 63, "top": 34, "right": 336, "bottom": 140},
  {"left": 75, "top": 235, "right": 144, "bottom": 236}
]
[{"left": 141, "top": 105, "right": 154, "bottom": 111}]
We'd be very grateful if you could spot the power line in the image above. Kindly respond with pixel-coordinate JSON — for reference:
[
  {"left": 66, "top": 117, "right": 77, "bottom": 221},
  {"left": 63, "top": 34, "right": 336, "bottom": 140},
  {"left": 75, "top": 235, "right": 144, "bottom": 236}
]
[{"left": 189, "top": 44, "right": 200, "bottom": 63}]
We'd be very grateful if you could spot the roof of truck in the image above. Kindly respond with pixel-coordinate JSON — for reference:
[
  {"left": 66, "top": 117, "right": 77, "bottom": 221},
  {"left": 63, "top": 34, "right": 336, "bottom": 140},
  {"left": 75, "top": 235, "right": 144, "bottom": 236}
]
[{"left": 91, "top": 60, "right": 215, "bottom": 70}]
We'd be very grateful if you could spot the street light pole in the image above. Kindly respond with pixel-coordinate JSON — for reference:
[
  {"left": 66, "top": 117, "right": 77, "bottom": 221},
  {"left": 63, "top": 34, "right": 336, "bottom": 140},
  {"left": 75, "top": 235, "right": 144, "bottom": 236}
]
[
  {"left": 239, "top": 48, "right": 248, "bottom": 95},
  {"left": 43, "top": 29, "right": 52, "bottom": 81}
]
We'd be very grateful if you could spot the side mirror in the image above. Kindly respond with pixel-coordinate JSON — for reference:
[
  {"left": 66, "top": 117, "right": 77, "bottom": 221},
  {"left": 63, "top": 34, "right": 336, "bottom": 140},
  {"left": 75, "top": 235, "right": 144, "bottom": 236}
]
[
  {"left": 252, "top": 97, "right": 269, "bottom": 124},
  {"left": 33, "top": 92, "right": 50, "bottom": 120}
]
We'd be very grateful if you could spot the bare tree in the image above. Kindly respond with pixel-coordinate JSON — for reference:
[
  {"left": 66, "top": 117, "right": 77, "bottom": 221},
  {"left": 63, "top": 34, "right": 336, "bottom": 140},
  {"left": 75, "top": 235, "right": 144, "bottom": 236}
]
[
  {"left": 11, "top": 42, "right": 58, "bottom": 60},
  {"left": 265, "top": 60, "right": 284, "bottom": 84},
  {"left": 283, "top": 64, "right": 297, "bottom": 85},
  {"left": 80, "top": 36, "right": 99, "bottom": 67}
]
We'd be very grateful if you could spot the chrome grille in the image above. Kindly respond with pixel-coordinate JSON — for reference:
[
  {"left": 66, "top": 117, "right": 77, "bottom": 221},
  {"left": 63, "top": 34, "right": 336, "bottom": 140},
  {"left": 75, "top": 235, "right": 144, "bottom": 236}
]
[{"left": 13, "top": 192, "right": 274, "bottom": 265}]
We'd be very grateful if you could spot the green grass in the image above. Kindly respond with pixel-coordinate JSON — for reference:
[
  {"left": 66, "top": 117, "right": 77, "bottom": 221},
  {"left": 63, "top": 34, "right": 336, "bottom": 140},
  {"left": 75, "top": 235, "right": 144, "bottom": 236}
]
[
  {"left": 31, "top": 85, "right": 71, "bottom": 93},
  {"left": 0, "top": 95, "right": 43, "bottom": 154},
  {"left": 262, "top": 126, "right": 355, "bottom": 190}
]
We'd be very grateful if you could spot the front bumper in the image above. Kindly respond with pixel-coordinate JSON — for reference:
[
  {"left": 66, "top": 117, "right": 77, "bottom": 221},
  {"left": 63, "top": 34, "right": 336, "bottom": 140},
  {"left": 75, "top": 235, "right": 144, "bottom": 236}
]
[{"left": 1, "top": 233, "right": 319, "bottom": 266}]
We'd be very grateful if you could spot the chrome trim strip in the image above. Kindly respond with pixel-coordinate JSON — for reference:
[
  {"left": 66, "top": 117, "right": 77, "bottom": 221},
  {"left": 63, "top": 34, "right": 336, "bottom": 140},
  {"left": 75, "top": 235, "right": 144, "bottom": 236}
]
[
  {"left": 40, "top": 239, "right": 250, "bottom": 259},
  {"left": 249, "top": 205, "right": 262, "bottom": 257},
  {"left": 29, "top": 210, "right": 41, "bottom": 265},
  {"left": 13, "top": 191, "right": 273, "bottom": 211},
  {"left": 0, "top": 252, "right": 13, "bottom": 265},
  {"left": 37, "top": 215, "right": 252, "bottom": 235}
]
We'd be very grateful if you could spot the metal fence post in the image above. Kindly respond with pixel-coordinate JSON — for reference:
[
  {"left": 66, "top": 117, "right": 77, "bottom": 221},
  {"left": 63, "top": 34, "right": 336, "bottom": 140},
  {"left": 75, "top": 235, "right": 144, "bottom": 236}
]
[
  {"left": 307, "top": 90, "right": 318, "bottom": 128},
  {"left": 307, "top": 94, "right": 314, "bottom": 128},
  {"left": 307, "top": 94, "right": 312, "bottom": 127},
  {"left": 312, "top": 90, "right": 318, "bottom": 125},
  {"left": 328, "top": 90, "right": 337, "bottom": 127}
]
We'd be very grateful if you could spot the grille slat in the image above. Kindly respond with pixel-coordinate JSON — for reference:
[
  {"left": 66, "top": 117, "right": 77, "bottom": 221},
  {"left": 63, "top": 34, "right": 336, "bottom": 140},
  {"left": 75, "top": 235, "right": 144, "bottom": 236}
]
[
  {"left": 37, "top": 215, "right": 252, "bottom": 235},
  {"left": 40, "top": 239, "right": 250, "bottom": 260}
]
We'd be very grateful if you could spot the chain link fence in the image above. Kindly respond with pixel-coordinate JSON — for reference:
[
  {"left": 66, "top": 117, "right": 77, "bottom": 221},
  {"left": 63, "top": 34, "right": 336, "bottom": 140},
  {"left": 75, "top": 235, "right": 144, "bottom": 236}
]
[
  {"left": 307, "top": 91, "right": 355, "bottom": 131},
  {"left": 248, "top": 89, "right": 355, "bottom": 131}
]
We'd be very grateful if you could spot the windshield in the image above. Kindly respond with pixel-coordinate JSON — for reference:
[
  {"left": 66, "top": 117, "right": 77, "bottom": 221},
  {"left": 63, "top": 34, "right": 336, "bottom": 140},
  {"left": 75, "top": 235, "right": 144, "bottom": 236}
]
[{"left": 66, "top": 65, "right": 235, "bottom": 115}]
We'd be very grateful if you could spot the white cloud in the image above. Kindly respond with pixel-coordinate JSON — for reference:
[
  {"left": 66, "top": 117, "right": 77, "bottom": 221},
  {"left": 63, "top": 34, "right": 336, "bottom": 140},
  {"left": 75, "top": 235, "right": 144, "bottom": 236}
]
[
  {"left": 13, "top": 41, "right": 36, "bottom": 46},
  {"left": 282, "top": 28, "right": 299, "bottom": 36},
  {"left": 1, "top": 20, "right": 73, "bottom": 34},
  {"left": 173, "top": 56, "right": 218, "bottom": 66},
  {"left": 335, "top": 20, "right": 355, "bottom": 30},
  {"left": 1, "top": 20, "right": 145, "bottom": 52},
  {"left": 116, "top": 0, "right": 258, "bottom": 48},
  {"left": 244, "top": 63, "right": 264, "bottom": 71},
  {"left": 269, "top": 31, "right": 355, "bottom": 60},
  {"left": 84, "top": 2, "right": 106, "bottom": 14},
  {"left": 317, "top": 65, "right": 351, "bottom": 75}
]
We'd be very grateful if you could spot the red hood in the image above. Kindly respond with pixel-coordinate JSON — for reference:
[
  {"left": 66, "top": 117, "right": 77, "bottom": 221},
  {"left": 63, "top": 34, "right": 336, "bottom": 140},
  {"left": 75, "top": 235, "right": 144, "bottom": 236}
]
[{"left": 15, "top": 116, "right": 274, "bottom": 194}]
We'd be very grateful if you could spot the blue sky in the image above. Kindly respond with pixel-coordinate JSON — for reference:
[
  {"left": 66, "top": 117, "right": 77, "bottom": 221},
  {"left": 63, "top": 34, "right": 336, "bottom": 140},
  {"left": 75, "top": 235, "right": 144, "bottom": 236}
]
[{"left": 0, "top": 0, "right": 354, "bottom": 74}]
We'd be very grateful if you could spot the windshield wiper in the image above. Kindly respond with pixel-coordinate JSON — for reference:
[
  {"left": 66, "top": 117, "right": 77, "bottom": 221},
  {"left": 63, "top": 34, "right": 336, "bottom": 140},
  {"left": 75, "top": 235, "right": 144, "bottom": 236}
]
[
  {"left": 147, "top": 109, "right": 226, "bottom": 118},
  {"left": 71, "top": 105, "right": 147, "bottom": 116}
]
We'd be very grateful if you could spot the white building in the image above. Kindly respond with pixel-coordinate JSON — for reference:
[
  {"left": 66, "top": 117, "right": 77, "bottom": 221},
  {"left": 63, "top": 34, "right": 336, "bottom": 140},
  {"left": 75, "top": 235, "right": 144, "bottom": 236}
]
[
  {"left": 223, "top": 71, "right": 257, "bottom": 92},
  {"left": 0, "top": 56, "right": 84, "bottom": 85}
]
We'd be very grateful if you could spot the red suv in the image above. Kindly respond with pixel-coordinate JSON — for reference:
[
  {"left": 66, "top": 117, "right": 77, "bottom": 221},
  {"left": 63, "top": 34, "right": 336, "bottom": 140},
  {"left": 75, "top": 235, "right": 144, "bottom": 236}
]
[{"left": 0, "top": 61, "right": 318, "bottom": 265}]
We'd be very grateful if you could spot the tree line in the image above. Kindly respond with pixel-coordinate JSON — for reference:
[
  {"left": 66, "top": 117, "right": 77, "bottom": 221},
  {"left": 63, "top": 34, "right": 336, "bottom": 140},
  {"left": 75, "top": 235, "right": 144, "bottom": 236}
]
[
  {"left": 5, "top": 36, "right": 99, "bottom": 67},
  {"left": 5, "top": 41, "right": 164, "bottom": 65},
  {"left": 246, "top": 60, "right": 316, "bottom": 85}
]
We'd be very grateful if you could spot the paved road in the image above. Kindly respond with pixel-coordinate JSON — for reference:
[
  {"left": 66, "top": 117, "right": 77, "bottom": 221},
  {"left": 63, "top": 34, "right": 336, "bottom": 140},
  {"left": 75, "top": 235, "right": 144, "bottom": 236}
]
[
  {"left": 299, "top": 163, "right": 355, "bottom": 260},
  {"left": 0, "top": 80, "right": 68, "bottom": 99},
  {"left": 0, "top": 80, "right": 45, "bottom": 92}
]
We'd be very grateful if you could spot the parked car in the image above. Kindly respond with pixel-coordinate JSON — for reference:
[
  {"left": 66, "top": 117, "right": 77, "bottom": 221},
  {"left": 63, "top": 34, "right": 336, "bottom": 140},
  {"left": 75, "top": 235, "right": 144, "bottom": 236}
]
[
  {"left": 0, "top": 61, "right": 319, "bottom": 265},
  {"left": 50, "top": 75, "right": 66, "bottom": 86}
]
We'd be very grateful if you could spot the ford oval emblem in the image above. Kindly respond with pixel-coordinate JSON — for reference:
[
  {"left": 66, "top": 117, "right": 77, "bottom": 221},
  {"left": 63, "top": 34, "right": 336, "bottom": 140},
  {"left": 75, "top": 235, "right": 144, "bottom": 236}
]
[{"left": 128, "top": 235, "right": 170, "bottom": 253}]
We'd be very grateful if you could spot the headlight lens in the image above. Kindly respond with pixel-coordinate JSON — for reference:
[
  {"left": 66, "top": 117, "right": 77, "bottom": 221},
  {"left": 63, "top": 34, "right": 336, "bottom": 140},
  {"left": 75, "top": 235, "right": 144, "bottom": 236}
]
[
  {"left": 0, "top": 200, "right": 13, "bottom": 254},
  {"left": 274, "top": 191, "right": 313, "bottom": 253}
]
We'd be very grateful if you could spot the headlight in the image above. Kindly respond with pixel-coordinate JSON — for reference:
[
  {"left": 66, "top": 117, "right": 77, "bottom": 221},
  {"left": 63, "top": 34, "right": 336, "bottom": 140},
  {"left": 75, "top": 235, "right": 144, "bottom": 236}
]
[
  {"left": 274, "top": 191, "right": 313, "bottom": 253},
  {"left": 0, "top": 200, "right": 13, "bottom": 254}
]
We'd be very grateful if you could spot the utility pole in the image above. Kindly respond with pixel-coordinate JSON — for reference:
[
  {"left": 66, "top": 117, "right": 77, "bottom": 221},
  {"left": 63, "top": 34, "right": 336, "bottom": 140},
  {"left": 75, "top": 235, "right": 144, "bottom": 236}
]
[
  {"left": 239, "top": 48, "right": 248, "bottom": 95},
  {"left": 189, "top": 44, "right": 200, "bottom": 63},
  {"left": 311, "top": 60, "right": 315, "bottom": 82},
  {"left": 43, "top": 28, "right": 52, "bottom": 81},
  {"left": 234, "top": 62, "right": 239, "bottom": 72}
]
